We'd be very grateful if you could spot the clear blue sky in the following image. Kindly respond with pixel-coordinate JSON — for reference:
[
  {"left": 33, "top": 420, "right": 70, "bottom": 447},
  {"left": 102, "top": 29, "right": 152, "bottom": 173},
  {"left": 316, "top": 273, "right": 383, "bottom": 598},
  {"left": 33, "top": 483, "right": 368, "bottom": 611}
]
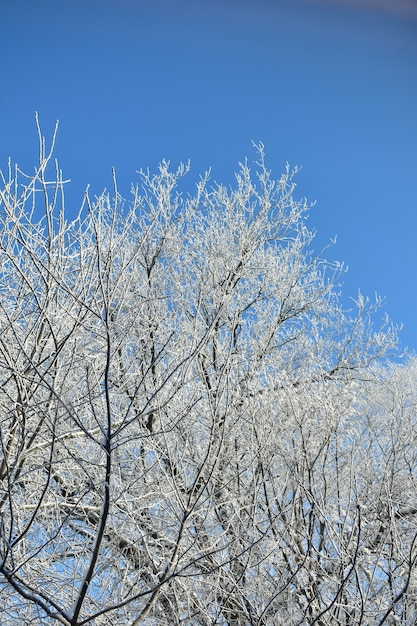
[{"left": 2, "top": 0, "right": 417, "bottom": 350}]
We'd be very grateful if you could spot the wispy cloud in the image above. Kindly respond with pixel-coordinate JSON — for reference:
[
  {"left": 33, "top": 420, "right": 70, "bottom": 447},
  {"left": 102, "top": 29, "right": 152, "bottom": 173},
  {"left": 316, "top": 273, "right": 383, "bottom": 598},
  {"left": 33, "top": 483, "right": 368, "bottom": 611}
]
[{"left": 306, "top": 0, "right": 417, "bottom": 19}]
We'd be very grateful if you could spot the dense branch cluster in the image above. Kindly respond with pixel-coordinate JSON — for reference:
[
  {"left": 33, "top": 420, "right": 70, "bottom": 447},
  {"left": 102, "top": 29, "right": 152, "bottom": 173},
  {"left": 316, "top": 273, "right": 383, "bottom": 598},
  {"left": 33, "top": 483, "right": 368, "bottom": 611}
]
[{"left": 0, "top": 124, "right": 416, "bottom": 625}]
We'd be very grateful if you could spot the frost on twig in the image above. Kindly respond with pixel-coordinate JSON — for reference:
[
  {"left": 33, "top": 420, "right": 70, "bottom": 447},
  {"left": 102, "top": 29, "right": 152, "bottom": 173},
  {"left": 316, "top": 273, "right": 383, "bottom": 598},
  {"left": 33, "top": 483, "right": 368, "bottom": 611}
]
[{"left": 0, "top": 124, "right": 415, "bottom": 626}]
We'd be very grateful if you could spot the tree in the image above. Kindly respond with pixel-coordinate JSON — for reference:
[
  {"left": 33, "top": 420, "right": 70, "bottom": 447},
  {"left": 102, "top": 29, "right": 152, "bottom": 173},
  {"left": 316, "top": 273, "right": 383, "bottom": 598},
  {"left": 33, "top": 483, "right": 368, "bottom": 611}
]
[{"left": 0, "top": 121, "right": 416, "bottom": 625}]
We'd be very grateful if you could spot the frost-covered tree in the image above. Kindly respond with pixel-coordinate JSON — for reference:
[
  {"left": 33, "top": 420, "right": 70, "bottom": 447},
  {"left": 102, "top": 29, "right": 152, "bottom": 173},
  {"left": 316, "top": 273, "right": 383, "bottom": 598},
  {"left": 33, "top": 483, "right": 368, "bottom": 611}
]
[{"left": 0, "top": 121, "right": 416, "bottom": 625}]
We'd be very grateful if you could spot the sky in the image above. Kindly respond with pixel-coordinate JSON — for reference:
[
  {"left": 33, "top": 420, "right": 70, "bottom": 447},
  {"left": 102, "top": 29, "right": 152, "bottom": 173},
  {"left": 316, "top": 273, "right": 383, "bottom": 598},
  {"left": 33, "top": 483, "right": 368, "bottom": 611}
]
[{"left": 1, "top": 0, "right": 417, "bottom": 351}]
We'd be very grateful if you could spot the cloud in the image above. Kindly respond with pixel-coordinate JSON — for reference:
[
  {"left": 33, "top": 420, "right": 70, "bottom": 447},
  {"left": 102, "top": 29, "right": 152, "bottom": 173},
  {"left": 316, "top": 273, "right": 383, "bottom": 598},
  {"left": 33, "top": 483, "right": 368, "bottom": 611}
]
[{"left": 304, "top": 0, "right": 417, "bottom": 19}]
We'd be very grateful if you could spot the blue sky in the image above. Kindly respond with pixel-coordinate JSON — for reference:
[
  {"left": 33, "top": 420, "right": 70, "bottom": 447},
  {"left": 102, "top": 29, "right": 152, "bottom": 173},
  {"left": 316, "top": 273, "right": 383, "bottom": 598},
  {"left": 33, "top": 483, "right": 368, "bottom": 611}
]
[{"left": 2, "top": 0, "right": 417, "bottom": 350}]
